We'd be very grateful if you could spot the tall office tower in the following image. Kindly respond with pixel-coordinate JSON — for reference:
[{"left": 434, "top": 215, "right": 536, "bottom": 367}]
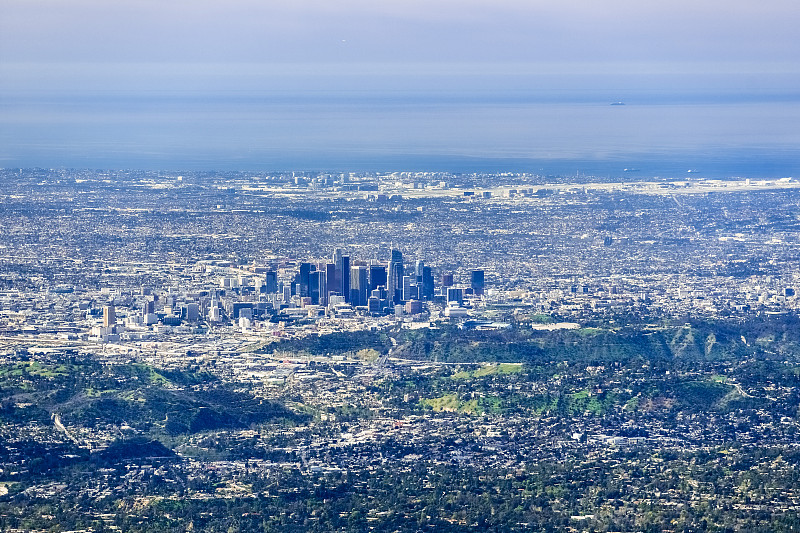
[
  {"left": 309, "top": 271, "right": 321, "bottom": 305},
  {"left": 351, "top": 265, "right": 368, "bottom": 306},
  {"left": 349, "top": 282, "right": 359, "bottom": 305},
  {"left": 406, "top": 284, "right": 419, "bottom": 301},
  {"left": 447, "top": 287, "right": 464, "bottom": 305},
  {"left": 341, "top": 255, "right": 351, "bottom": 303},
  {"left": 142, "top": 298, "right": 155, "bottom": 318},
  {"left": 369, "top": 264, "right": 387, "bottom": 292},
  {"left": 208, "top": 301, "right": 221, "bottom": 322},
  {"left": 318, "top": 270, "right": 328, "bottom": 306},
  {"left": 415, "top": 260, "right": 424, "bottom": 283},
  {"left": 422, "top": 266, "right": 434, "bottom": 300},
  {"left": 325, "top": 263, "right": 337, "bottom": 299},
  {"left": 441, "top": 272, "right": 454, "bottom": 288},
  {"left": 265, "top": 270, "right": 278, "bottom": 294},
  {"left": 402, "top": 275, "right": 413, "bottom": 301},
  {"left": 388, "top": 249, "right": 403, "bottom": 304},
  {"left": 299, "top": 262, "right": 312, "bottom": 298},
  {"left": 471, "top": 269, "right": 485, "bottom": 296},
  {"left": 103, "top": 305, "right": 116, "bottom": 327},
  {"left": 332, "top": 248, "right": 343, "bottom": 296},
  {"left": 185, "top": 303, "right": 199, "bottom": 321}
]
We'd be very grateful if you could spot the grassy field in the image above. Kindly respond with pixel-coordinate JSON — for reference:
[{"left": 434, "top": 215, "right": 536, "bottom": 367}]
[
  {"left": 451, "top": 363, "right": 523, "bottom": 380},
  {"left": 420, "top": 393, "right": 504, "bottom": 415}
]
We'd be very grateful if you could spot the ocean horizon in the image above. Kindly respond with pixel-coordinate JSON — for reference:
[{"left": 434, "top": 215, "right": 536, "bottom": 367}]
[{"left": 2, "top": 89, "right": 799, "bottom": 179}]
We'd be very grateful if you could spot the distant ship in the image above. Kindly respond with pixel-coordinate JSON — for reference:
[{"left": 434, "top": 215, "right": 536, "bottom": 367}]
[
  {"left": 623, "top": 168, "right": 639, "bottom": 172},
  {"left": 610, "top": 101, "right": 625, "bottom": 106}
]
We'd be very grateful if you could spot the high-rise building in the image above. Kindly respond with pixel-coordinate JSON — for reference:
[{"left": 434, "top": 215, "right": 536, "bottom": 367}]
[
  {"left": 402, "top": 275, "right": 413, "bottom": 302},
  {"left": 341, "top": 255, "right": 351, "bottom": 302},
  {"left": 388, "top": 249, "right": 403, "bottom": 304},
  {"left": 299, "top": 262, "right": 312, "bottom": 298},
  {"left": 471, "top": 270, "right": 485, "bottom": 296},
  {"left": 309, "top": 271, "right": 321, "bottom": 305},
  {"left": 103, "top": 305, "right": 116, "bottom": 328},
  {"left": 142, "top": 299, "right": 155, "bottom": 319},
  {"left": 441, "top": 272, "right": 454, "bottom": 287},
  {"left": 265, "top": 270, "right": 278, "bottom": 294},
  {"left": 208, "top": 302, "right": 221, "bottom": 322},
  {"left": 317, "top": 270, "right": 328, "bottom": 306},
  {"left": 410, "top": 285, "right": 420, "bottom": 300},
  {"left": 415, "top": 260, "right": 424, "bottom": 282},
  {"left": 369, "top": 264, "right": 387, "bottom": 292},
  {"left": 422, "top": 266, "right": 434, "bottom": 300},
  {"left": 351, "top": 265, "right": 368, "bottom": 306},
  {"left": 446, "top": 287, "right": 464, "bottom": 305},
  {"left": 325, "top": 263, "right": 337, "bottom": 299},
  {"left": 333, "top": 248, "right": 344, "bottom": 298},
  {"left": 185, "top": 303, "right": 199, "bottom": 321}
]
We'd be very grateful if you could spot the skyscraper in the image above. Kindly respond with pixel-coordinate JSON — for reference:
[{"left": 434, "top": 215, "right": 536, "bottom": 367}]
[
  {"left": 265, "top": 270, "right": 278, "bottom": 294},
  {"left": 471, "top": 269, "right": 485, "bottom": 296},
  {"left": 299, "top": 262, "right": 312, "bottom": 298},
  {"left": 325, "top": 263, "right": 337, "bottom": 300},
  {"left": 402, "top": 275, "right": 413, "bottom": 302},
  {"left": 318, "top": 269, "right": 328, "bottom": 306},
  {"left": 309, "top": 271, "right": 321, "bottom": 305},
  {"left": 441, "top": 272, "right": 454, "bottom": 287},
  {"left": 422, "top": 266, "right": 434, "bottom": 300},
  {"left": 142, "top": 298, "right": 155, "bottom": 319},
  {"left": 333, "top": 248, "right": 344, "bottom": 300},
  {"left": 351, "top": 265, "right": 368, "bottom": 306},
  {"left": 388, "top": 249, "right": 403, "bottom": 304},
  {"left": 415, "top": 260, "right": 424, "bottom": 282},
  {"left": 103, "top": 305, "right": 116, "bottom": 328},
  {"left": 446, "top": 287, "right": 464, "bottom": 305},
  {"left": 341, "top": 255, "right": 350, "bottom": 303},
  {"left": 185, "top": 303, "right": 199, "bottom": 321},
  {"left": 369, "top": 264, "right": 387, "bottom": 292},
  {"left": 332, "top": 248, "right": 342, "bottom": 266}
]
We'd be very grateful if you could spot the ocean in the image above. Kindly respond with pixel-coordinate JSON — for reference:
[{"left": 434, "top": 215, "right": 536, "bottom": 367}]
[{"left": 1, "top": 89, "right": 799, "bottom": 178}]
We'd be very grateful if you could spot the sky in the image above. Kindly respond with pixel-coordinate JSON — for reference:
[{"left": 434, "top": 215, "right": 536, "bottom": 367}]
[
  {"left": 3, "top": 0, "right": 798, "bottom": 92},
  {"left": 1, "top": 0, "right": 799, "bottom": 171}
]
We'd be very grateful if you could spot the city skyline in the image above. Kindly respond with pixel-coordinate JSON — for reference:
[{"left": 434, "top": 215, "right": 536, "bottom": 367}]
[
  {"left": 2, "top": 2, "right": 800, "bottom": 530},
  {"left": 3, "top": 168, "right": 800, "bottom": 531}
]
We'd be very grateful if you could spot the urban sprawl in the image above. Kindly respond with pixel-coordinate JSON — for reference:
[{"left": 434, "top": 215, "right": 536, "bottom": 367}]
[{"left": 3, "top": 169, "right": 800, "bottom": 532}]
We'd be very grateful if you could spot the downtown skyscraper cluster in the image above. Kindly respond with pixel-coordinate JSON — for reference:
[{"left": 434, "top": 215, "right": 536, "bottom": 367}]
[{"left": 292, "top": 248, "right": 483, "bottom": 315}]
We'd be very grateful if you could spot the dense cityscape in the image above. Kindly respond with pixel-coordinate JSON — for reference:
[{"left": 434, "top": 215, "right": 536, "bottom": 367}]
[{"left": 3, "top": 168, "right": 800, "bottom": 532}]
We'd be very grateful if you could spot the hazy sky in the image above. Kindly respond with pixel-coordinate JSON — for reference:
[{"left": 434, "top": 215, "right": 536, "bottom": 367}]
[{"left": 2, "top": 0, "right": 799, "bottom": 94}]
